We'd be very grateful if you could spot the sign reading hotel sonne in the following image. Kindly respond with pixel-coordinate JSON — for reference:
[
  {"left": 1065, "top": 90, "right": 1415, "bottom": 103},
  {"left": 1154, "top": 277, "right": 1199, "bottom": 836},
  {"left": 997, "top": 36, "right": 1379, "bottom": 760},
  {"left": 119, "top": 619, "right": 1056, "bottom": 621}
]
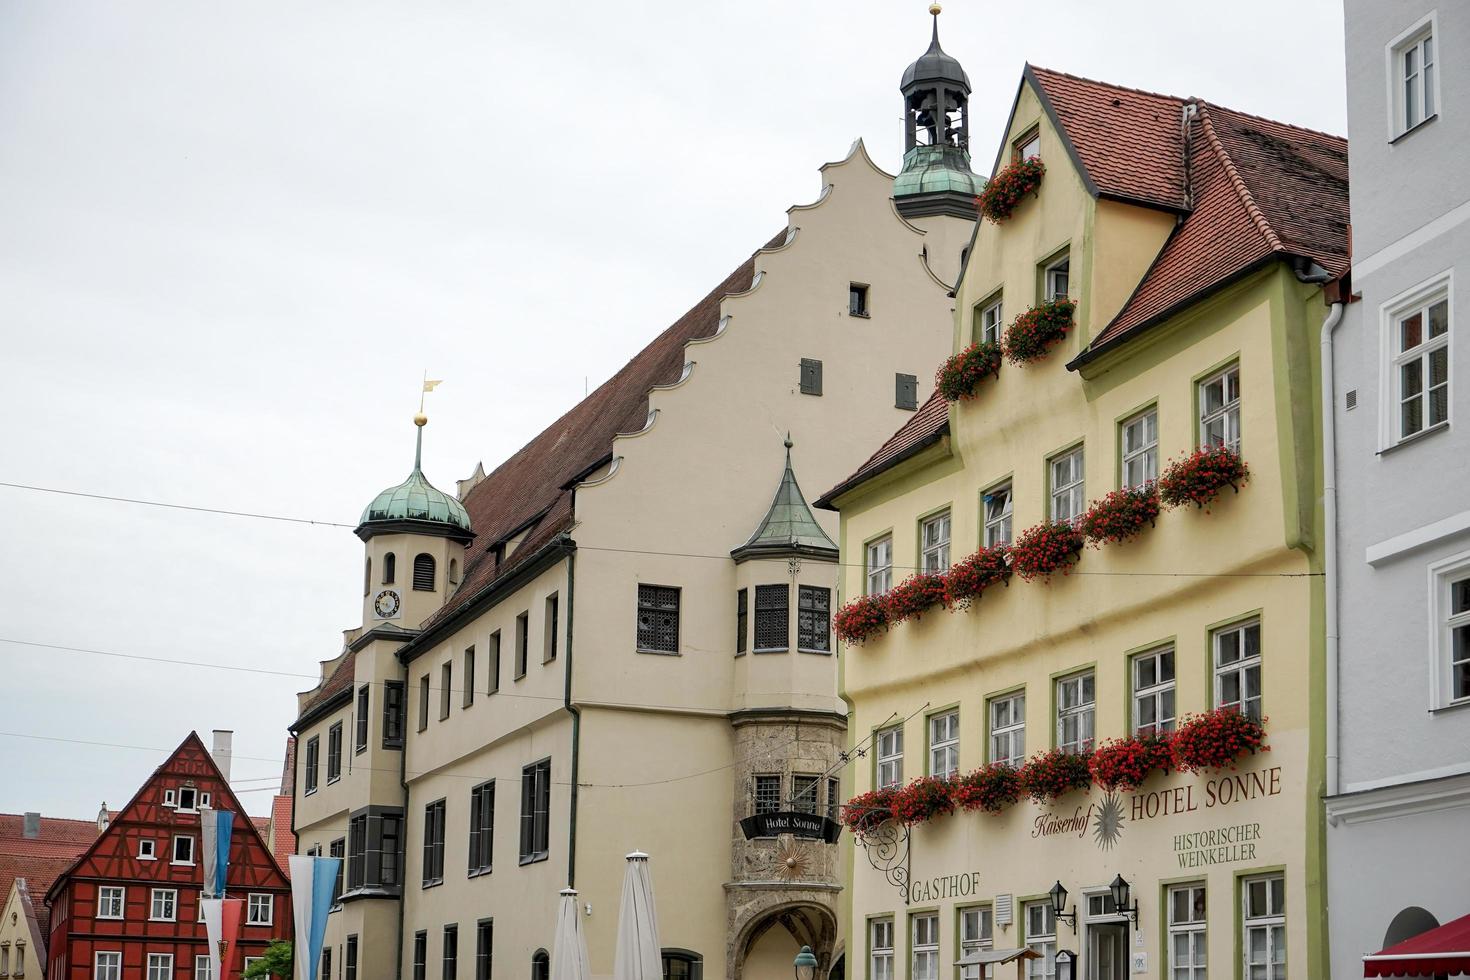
[{"left": 739, "top": 811, "right": 843, "bottom": 843}]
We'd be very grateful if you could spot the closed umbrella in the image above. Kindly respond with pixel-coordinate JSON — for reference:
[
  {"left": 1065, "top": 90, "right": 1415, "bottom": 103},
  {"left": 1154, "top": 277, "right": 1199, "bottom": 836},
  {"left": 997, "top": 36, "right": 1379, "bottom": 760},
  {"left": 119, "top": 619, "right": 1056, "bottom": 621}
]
[
  {"left": 613, "top": 852, "right": 662, "bottom": 980},
  {"left": 552, "top": 888, "right": 592, "bottom": 980}
]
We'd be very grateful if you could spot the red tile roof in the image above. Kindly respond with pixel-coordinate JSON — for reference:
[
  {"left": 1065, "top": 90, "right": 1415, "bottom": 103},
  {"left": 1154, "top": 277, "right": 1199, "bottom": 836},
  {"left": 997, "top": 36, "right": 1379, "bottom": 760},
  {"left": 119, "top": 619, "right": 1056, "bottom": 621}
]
[
  {"left": 816, "top": 390, "right": 950, "bottom": 508},
  {"left": 1021, "top": 68, "right": 1350, "bottom": 357},
  {"left": 0, "top": 814, "right": 99, "bottom": 938}
]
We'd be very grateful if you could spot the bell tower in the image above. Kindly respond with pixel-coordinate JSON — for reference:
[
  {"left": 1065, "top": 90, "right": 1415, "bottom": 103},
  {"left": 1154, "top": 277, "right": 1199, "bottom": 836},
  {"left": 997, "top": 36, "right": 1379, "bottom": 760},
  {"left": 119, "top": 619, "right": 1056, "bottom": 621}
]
[
  {"left": 893, "top": 4, "right": 979, "bottom": 220},
  {"left": 355, "top": 412, "right": 474, "bottom": 631}
]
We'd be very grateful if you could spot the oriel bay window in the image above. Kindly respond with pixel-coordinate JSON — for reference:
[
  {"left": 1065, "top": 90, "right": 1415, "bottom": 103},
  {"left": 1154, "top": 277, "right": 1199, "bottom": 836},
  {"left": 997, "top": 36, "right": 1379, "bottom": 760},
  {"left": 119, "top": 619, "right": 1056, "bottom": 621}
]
[
  {"left": 1213, "top": 619, "right": 1262, "bottom": 721},
  {"left": 1132, "top": 646, "right": 1176, "bottom": 734},
  {"left": 928, "top": 710, "right": 958, "bottom": 776},
  {"left": 866, "top": 536, "right": 893, "bottom": 594},
  {"left": 910, "top": 912, "right": 939, "bottom": 980},
  {"left": 1055, "top": 670, "right": 1095, "bottom": 754},
  {"left": 1167, "top": 883, "right": 1207, "bottom": 979},
  {"left": 875, "top": 726, "right": 903, "bottom": 789},
  {"left": 754, "top": 584, "right": 789, "bottom": 653},
  {"left": 869, "top": 917, "right": 894, "bottom": 980},
  {"left": 468, "top": 781, "right": 494, "bottom": 876},
  {"left": 1242, "top": 874, "right": 1286, "bottom": 979},
  {"left": 797, "top": 586, "right": 831, "bottom": 653},
  {"left": 519, "top": 759, "right": 551, "bottom": 864},
  {"left": 989, "top": 692, "right": 1025, "bottom": 767},
  {"left": 637, "top": 585, "right": 680, "bottom": 654},
  {"left": 920, "top": 510, "right": 951, "bottom": 572}
]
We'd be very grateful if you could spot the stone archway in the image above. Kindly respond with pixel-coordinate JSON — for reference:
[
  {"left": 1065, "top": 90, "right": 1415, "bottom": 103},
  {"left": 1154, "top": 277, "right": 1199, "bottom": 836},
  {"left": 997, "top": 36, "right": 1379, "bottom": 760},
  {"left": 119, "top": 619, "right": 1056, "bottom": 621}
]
[{"left": 730, "top": 898, "right": 838, "bottom": 980}]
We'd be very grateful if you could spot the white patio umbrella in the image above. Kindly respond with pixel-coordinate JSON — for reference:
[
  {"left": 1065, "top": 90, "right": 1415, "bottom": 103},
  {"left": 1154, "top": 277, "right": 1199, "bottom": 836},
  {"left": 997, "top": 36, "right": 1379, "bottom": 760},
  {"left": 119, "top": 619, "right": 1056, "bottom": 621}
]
[
  {"left": 552, "top": 888, "right": 592, "bottom": 980},
  {"left": 613, "top": 851, "right": 662, "bottom": 980}
]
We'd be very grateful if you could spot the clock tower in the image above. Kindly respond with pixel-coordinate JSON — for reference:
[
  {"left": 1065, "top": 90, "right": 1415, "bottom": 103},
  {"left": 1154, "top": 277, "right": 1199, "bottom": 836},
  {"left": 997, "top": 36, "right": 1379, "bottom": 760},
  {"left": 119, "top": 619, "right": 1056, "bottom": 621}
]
[{"left": 355, "top": 413, "right": 474, "bottom": 631}]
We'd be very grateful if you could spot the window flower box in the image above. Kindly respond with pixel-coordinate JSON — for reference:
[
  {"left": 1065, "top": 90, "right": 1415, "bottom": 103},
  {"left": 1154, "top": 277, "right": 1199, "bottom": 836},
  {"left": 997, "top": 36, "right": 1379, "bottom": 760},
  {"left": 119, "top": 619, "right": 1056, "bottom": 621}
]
[
  {"left": 1171, "top": 708, "right": 1269, "bottom": 773},
  {"left": 1087, "top": 733, "right": 1173, "bottom": 792},
  {"left": 951, "top": 763, "right": 1021, "bottom": 814},
  {"left": 1002, "top": 299, "right": 1075, "bottom": 365},
  {"left": 841, "top": 787, "right": 898, "bottom": 833},
  {"left": 1158, "top": 444, "right": 1250, "bottom": 510},
  {"left": 1010, "top": 521, "right": 1085, "bottom": 583},
  {"left": 882, "top": 573, "right": 947, "bottom": 625},
  {"left": 942, "top": 545, "right": 1011, "bottom": 610},
  {"left": 1076, "top": 485, "right": 1161, "bottom": 547},
  {"left": 892, "top": 776, "right": 957, "bottom": 824},
  {"left": 976, "top": 157, "right": 1045, "bottom": 223},
  {"left": 1017, "top": 748, "right": 1093, "bottom": 804},
  {"left": 936, "top": 341, "right": 1003, "bottom": 402},
  {"left": 833, "top": 594, "right": 889, "bottom": 646}
]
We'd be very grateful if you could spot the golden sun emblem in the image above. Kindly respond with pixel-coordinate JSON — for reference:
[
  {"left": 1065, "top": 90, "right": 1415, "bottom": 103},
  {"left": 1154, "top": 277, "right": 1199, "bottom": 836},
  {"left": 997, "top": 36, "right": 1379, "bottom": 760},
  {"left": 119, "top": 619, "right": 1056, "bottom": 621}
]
[
  {"left": 1092, "top": 793, "right": 1126, "bottom": 851},
  {"left": 772, "top": 837, "right": 813, "bottom": 881}
]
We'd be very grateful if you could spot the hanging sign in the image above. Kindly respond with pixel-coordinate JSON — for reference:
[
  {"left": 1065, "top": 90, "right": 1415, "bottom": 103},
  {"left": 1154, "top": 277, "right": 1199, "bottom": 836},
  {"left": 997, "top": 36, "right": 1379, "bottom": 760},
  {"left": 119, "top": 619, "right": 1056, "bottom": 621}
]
[{"left": 740, "top": 811, "right": 842, "bottom": 843}]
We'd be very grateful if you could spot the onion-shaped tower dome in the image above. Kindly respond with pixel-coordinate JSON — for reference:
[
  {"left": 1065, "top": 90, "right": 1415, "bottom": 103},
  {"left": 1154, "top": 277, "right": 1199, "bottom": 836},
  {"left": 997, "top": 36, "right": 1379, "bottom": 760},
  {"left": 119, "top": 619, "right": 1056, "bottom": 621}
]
[{"left": 356, "top": 414, "right": 473, "bottom": 543}]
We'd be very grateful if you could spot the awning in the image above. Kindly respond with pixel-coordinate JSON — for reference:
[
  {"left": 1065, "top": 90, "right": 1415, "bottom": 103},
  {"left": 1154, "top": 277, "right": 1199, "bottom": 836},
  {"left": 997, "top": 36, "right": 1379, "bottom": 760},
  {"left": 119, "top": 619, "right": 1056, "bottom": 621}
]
[
  {"left": 1364, "top": 911, "right": 1470, "bottom": 977},
  {"left": 955, "top": 948, "right": 1042, "bottom": 967}
]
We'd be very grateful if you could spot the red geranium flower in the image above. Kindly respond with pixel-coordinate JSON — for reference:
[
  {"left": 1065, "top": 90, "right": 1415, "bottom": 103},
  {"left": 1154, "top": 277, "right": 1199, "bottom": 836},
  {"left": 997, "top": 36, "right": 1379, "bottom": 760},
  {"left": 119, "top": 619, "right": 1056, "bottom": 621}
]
[
  {"left": 936, "top": 341, "right": 1003, "bottom": 402},
  {"left": 1017, "top": 748, "right": 1093, "bottom": 804},
  {"left": 1010, "top": 521, "right": 1085, "bottom": 583},
  {"left": 1158, "top": 444, "right": 1250, "bottom": 511},
  {"left": 942, "top": 545, "right": 1012, "bottom": 610},
  {"left": 1171, "top": 708, "right": 1269, "bottom": 773},
  {"left": 1002, "top": 299, "right": 1075, "bottom": 365},
  {"left": 976, "top": 157, "right": 1045, "bottom": 223},
  {"left": 1076, "top": 485, "right": 1161, "bottom": 548},
  {"left": 883, "top": 573, "right": 948, "bottom": 625},
  {"left": 833, "top": 594, "right": 889, "bottom": 646},
  {"left": 950, "top": 763, "right": 1022, "bottom": 814},
  {"left": 1088, "top": 732, "right": 1173, "bottom": 792}
]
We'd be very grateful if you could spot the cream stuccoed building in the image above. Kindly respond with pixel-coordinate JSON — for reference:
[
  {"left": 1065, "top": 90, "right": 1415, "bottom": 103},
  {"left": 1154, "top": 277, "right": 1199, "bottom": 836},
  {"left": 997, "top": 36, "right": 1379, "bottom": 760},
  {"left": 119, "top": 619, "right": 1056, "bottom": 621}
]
[{"left": 288, "top": 20, "right": 981, "bottom": 980}]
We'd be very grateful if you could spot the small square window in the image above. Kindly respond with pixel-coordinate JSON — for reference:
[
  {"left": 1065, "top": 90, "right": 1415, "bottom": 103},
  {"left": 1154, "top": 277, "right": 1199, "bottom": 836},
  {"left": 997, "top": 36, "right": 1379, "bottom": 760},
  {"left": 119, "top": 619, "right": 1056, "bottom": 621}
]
[
  {"left": 799, "top": 358, "right": 823, "bottom": 396},
  {"left": 849, "top": 283, "right": 870, "bottom": 317},
  {"left": 247, "top": 893, "right": 273, "bottom": 926},
  {"left": 177, "top": 787, "right": 197, "bottom": 811},
  {"left": 138, "top": 839, "right": 156, "bottom": 861},
  {"left": 895, "top": 373, "right": 918, "bottom": 411},
  {"left": 1013, "top": 127, "right": 1041, "bottom": 162}
]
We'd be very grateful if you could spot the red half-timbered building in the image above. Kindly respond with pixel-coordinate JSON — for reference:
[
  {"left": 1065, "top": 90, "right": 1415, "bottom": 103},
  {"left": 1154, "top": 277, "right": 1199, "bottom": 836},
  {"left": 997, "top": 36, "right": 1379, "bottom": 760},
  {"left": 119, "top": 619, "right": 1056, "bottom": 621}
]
[{"left": 46, "top": 733, "right": 291, "bottom": 980}]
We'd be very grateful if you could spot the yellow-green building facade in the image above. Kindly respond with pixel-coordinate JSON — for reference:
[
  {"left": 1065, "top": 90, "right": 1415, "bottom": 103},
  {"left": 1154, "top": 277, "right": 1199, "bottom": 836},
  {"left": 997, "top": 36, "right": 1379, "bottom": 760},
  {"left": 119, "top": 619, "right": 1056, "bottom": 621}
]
[{"left": 819, "top": 66, "right": 1349, "bottom": 980}]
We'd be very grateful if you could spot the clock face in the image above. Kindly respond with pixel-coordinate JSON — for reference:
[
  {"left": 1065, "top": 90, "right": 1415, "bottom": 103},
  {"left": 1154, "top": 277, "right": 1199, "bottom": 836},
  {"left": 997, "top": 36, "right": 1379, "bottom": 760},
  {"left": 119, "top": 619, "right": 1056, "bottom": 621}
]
[{"left": 373, "top": 589, "right": 402, "bottom": 620}]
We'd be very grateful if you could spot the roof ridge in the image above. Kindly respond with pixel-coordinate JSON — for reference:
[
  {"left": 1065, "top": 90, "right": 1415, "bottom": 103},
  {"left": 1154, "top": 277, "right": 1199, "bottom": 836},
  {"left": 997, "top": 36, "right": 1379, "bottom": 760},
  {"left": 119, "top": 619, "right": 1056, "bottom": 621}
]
[
  {"left": 1195, "top": 103, "right": 1283, "bottom": 253},
  {"left": 1203, "top": 100, "right": 1347, "bottom": 144},
  {"left": 1026, "top": 63, "right": 1187, "bottom": 107}
]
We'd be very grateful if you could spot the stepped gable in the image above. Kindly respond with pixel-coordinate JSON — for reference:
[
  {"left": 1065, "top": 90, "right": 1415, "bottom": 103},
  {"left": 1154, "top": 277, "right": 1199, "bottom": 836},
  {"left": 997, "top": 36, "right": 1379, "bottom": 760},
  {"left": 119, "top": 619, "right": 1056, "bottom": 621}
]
[{"left": 424, "top": 231, "right": 785, "bottom": 627}]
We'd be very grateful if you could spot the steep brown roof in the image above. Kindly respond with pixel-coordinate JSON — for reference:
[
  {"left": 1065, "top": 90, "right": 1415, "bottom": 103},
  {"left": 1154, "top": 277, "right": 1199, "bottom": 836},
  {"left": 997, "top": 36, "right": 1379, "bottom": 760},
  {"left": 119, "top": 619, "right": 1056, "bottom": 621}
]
[
  {"left": 0, "top": 813, "right": 100, "bottom": 938},
  {"left": 816, "top": 390, "right": 950, "bottom": 508}
]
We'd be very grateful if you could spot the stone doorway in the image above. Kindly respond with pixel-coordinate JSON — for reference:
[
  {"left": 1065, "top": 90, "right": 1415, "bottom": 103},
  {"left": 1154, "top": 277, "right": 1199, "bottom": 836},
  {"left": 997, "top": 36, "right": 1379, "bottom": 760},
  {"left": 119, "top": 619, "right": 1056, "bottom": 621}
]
[{"left": 730, "top": 901, "right": 837, "bottom": 980}]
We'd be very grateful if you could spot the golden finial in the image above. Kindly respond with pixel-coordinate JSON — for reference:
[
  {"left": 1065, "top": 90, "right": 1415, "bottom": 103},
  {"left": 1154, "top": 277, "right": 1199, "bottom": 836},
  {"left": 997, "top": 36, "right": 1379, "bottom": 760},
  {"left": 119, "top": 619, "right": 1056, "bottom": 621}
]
[
  {"left": 929, "top": 2, "right": 942, "bottom": 15},
  {"left": 414, "top": 413, "right": 428, "bottom": 427}
]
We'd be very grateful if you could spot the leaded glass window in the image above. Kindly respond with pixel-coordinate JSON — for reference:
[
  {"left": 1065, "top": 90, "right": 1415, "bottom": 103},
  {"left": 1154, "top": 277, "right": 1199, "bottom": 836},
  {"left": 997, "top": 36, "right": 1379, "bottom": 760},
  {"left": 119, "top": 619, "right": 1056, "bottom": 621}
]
[
  {"left": 754, "top": 584, "right": 789, "bottom": 652},
  {"left": 637, "top": 585, "right": 680, "bottom": 653},
  {"left": 798, "top": 586, "right": 831, "bottom": 652}
]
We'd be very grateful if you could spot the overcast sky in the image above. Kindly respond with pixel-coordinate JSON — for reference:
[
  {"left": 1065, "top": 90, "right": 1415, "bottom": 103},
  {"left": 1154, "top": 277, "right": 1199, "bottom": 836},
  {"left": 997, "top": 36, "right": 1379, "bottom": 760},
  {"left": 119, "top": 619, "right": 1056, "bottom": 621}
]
[{"left": 0, "top": 1, "right": 1347, "bottom": 818}]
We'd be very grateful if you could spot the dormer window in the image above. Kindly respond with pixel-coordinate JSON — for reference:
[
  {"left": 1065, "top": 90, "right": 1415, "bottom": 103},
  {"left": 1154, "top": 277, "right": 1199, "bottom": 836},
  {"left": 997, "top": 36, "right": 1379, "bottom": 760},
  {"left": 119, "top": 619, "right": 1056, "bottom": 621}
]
[{"left": 1014, "top": 126, "right": 1041, "bottom": 162}]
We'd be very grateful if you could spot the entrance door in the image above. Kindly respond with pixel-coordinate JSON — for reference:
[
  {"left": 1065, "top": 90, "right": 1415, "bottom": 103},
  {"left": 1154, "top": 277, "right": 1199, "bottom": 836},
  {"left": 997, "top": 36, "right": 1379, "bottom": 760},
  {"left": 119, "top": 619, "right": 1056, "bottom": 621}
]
[{"left": 1086, "top": 922, "right": 1127, "bottom": 980}]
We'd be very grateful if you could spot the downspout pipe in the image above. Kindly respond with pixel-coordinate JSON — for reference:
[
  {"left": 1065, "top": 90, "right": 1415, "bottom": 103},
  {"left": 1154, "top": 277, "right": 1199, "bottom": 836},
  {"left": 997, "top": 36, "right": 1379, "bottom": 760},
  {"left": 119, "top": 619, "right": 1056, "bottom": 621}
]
[
  {"left": 563, "top": 545, "right": 580, "bottom": 888},
  {"left": 395, "top": 657, "right": 411, "bottom": 978},
  {"left": 1319, "top": 299, "right": 1346, "bottom": 797}
]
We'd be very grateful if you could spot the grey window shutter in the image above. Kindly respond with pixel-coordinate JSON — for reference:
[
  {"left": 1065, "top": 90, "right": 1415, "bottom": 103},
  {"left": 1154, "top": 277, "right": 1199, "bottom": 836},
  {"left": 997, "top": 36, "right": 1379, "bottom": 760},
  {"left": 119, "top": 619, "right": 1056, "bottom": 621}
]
[
  {"left": 800, "top": 358, "right": 823, "bottom": 396},
  {"left": 896, "top": 373, "right": 918, "bottom": 410}
]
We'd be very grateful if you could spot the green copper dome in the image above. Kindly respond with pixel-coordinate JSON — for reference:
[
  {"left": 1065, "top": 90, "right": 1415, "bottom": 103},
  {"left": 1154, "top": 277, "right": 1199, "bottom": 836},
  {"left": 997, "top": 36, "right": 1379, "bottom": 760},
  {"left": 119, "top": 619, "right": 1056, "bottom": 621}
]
[
  {"left": 356, "top": 421, "right": 473, "bottom": 541},
  {"left": 894, "top": 144, "right": 979, "bottom": 199},
  {"left": 731, "top": 436, "right": 838, "bottom": 563}
]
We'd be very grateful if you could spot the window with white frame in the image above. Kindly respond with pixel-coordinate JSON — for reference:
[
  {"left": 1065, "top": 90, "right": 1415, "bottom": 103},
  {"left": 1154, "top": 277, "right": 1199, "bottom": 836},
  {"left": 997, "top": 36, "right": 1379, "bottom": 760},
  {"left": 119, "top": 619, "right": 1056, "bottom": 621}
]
[
  {"left": 1049, "top": 447, "right": 1085, "bottom": 522},
  {"left": 96, "top": 887, "right": 125, "bottom": 920},
  {"left": 1199, "top": 365, "right": 1241, "bottom": 452},
  {"left": 1242, "top": 874, "right": 1286, "bottom": 980},
  {"left": 247, "top": 893, "right": 273, "bottom": 926},
  {"left": 1393, "top": 21, "right": 1437, "bottom": 135},
  {"left": 243, "top": 960, "right": 262, "bottom": 978},
  {"left": 1168, "top": 883, "right": 1207, "bottom": 980},
  {"left": 150, "top": 888, "right": 177, "bottom": 921},
  {"left": 976, "top": 296, "right": 1004, "bottom": 345},
  {"left": 172, "top": 835, "right": 195, "bottom": 865},
  {"left": 1044, "top": 256, "right": 1070, "bottom": 302},
  {"left": 1437, "top": 564, "right": 1470, "bottom": 706},
  {"left": 1133, "top": 646, "right": 1177, "bottom": 735},
  {"left": 989, "top": 692, "right": 1025, "bottom": 767},
  {"left": 195, "top": 955, "right": 213, "bottom": 980},
  {"left": 959, "top": 905, "right": 994, "bottom": 980},
  {"left": 1056, "top": 670, "right": 1095, "bottom": 754},
  {"left": 867, "top": 536, "right": 893, "bottom": 595},
  {"left": 94, "top": 952, "right": 122, "bottom": 980},
  {"left": 869, "top": 917, "right": 894, "bottom": 980},
  {"left": 911, "top": 912, "right": 939, "bottom": 980},
  {"left": 1214, "top": 620, "right": 1262, "bottom": 721},
  {"left": 928, "top": 710, "right": 959, "bottom": 776},
  {"left": 146, "top": 954, "right": 172, "bottom": 980},
  {"left": 138, "top": 839, "right": 155, "bottom": 860},
  {"left": 1390, "top": 288, "right": 1449, "bottom": 442},
  {"left": 177, "top": 786, "right": 198, "bottom": 811},
  {"left": 1024, "top": 901, "right": 1057, "bottom": 980},
  {"left": 1121, "top": 408, "right": 1159, "bottom": 488},
  {"left": 920, "top": 511, "right": 952, "bottom": 573},
  {"left": 983, "top": 483, "right": 1013, "bottom": 547},
  {"left": 876, "top": 726, "right": 904, "bottom": 789}
]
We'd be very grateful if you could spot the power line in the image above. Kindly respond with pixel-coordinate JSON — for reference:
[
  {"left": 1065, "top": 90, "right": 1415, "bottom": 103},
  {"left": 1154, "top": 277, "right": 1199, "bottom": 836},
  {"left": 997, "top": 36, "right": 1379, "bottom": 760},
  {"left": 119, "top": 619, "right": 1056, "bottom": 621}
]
[{"left": 0, "top": 482, "right": 355, "bottom": 528}]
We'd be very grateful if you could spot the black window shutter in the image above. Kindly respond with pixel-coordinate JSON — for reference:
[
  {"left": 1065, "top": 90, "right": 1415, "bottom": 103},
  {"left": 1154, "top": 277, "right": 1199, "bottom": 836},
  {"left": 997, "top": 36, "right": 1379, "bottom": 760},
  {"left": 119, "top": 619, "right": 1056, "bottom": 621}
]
[
  {"left": 800, "top": 358, "right": 823, "bottom": 396},
  {"left": 896, "top": 373, "right": 918, "bottom": 411}
]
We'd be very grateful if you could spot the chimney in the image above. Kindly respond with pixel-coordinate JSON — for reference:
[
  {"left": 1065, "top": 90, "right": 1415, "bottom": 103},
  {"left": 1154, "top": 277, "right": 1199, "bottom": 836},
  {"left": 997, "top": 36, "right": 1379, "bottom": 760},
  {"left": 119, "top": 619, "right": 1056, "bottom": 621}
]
[
  {"left": 22, "top": 812, "right": 40, "bottom": 838},
  {"left": 212, "top": 730, "right": 234, "bottom": 783}
]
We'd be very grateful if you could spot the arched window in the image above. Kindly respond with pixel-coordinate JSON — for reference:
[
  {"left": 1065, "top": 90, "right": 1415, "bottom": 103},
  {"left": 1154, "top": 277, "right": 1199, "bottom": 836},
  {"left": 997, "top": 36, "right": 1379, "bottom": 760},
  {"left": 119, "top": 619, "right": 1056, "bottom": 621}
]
[
  {"left": 364, "top": 557, "right": 372, "bottom": 597},
  {"left": 413, "top": 554, "right": 436, "bottom": 592},
  {"left": 661, "top": 949, "right": 702, "bottom": 980},
  {"left": 449, "top": 558, "right": 460, "bottom": 586},
  {"left": 383, "top": 553, "right": 396, "bottom": 585},
  {"left": 531, "top": 949, "right": 549, "bottom": 980}
]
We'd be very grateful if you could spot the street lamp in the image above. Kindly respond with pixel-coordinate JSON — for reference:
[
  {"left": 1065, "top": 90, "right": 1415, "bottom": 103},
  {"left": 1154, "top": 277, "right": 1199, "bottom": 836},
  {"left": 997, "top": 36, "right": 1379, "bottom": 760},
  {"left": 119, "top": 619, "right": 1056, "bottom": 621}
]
[
  {"left": 793, "top": 946, "right": 818, "bottom": 980},
  {"left": 1049, "top": 880, "right": 1077, "bottom": 929},
  {"left": 1054, "top": 949, "right": 1076, "bottom": 980},
  {"left": 1109, "top": 874, "right": 1139, "bottom": 924}
]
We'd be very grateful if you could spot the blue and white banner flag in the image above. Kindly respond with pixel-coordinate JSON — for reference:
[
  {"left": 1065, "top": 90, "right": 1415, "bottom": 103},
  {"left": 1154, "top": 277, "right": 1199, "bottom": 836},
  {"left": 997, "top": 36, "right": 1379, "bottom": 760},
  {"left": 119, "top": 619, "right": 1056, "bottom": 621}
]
[
  {"left": 201, "top": 808, "right": 235, "bottom": 899},
  {"left": 290, "top": 855, "right": 342, "bottom": 980}
]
